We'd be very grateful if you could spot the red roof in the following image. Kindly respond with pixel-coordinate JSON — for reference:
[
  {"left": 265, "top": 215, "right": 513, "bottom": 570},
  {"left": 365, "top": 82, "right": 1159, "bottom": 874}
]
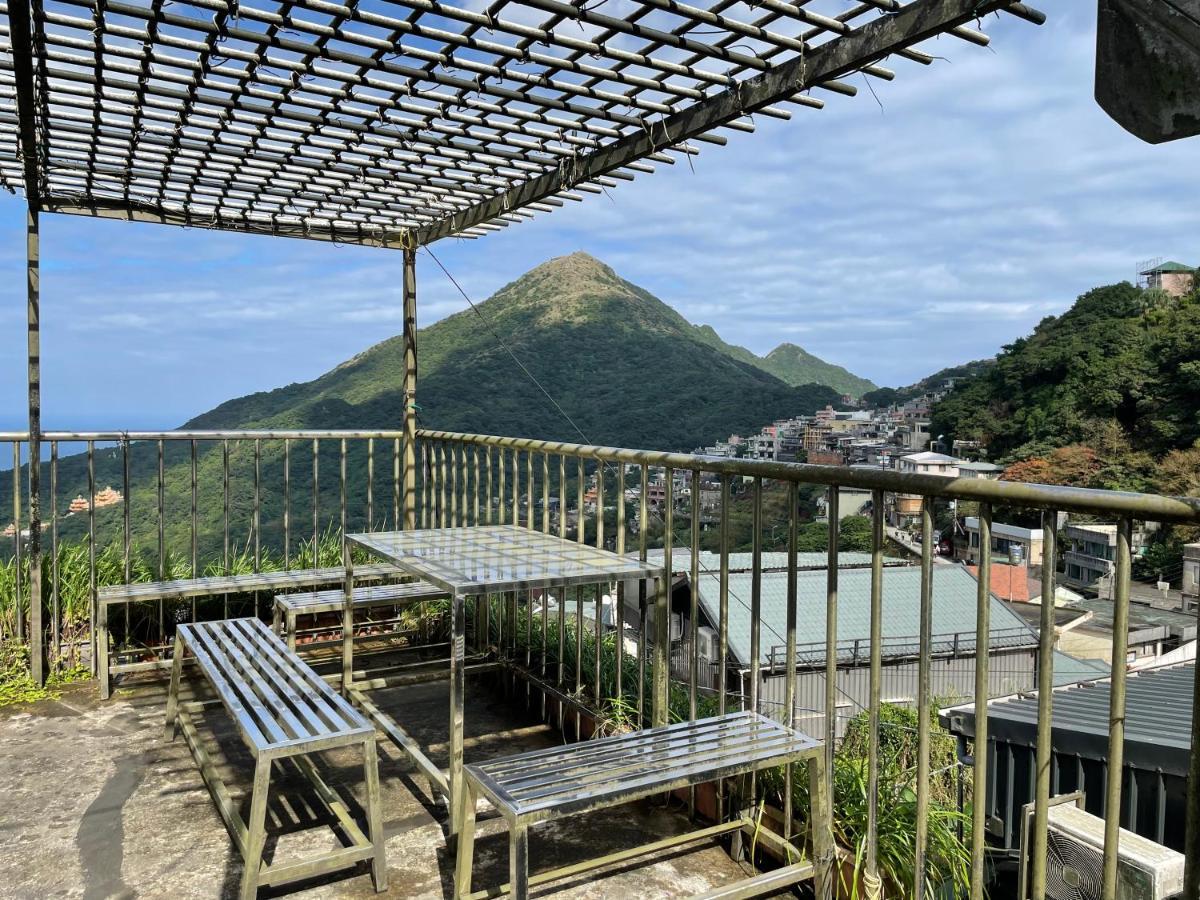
[{"left": 967, "top": 562, "right": 1035, "bottom": 602}]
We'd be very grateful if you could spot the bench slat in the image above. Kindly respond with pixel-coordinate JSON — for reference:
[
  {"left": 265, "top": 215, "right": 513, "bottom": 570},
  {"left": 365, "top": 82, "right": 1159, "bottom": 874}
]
[
  {"left": 100, "top": 563, "right": 399, "bottom": 603},
  {"left": 178, "top": 618, "right": 371, "bottom": 756},
  {"left": 275, "top": 580, "right": 446, "bottom": 616},
  {"left": 468, "top": 712, "right": 818, "bottom": 819}
]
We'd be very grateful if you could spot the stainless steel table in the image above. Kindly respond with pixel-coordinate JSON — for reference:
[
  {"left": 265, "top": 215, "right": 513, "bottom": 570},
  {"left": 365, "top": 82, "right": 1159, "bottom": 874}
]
[{"left": 341, "top": 524, "right": 666, "bottom": 834}]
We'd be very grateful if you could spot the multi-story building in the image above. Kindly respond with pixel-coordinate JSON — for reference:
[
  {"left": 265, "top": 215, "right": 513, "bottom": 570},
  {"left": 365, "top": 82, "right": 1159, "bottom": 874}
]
[
  {"left": 892, "top": 451, "right": 960, "bottom": 526},
  {"left": 1184, "top": 543, "right": 1200, "bottom": 609},
  {"left": 1062, "top": 523, "right": 1149, "bottom": 590},
  {"left": 962, "top": 517, "right": 1045, "bottom": 566}
]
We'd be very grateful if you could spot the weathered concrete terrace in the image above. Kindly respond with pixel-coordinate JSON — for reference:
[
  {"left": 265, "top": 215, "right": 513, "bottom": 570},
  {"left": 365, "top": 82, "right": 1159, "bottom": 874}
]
[{"left": 0, "top": 672, "right": 754, "bottom": 900}]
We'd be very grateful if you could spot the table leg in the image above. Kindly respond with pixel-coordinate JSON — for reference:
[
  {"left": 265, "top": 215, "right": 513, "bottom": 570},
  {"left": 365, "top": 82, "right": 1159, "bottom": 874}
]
[
  {"left": 98, "top": 601, "right": 110, "bottom": 700},
  {"left": 453, "top": 780, "right": 478, "bottom": 900},
  {"left": 240, "top": 757, "right": 272, "bottom": 900},
  {"left": 448, "top": 590, "right": 466, "bottom": 836},
  {"left": 509, "top": 822, "right": 530, "bottom": 900},
  {"left": 364, "top": 736, "right": 388, "bottom": 892},
  {"left": 342, "top": 539, "right": 354, "bottom": 694}
]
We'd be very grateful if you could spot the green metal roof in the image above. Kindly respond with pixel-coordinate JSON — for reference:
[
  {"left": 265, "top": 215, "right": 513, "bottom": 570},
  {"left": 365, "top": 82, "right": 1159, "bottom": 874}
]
[
  {"left": 693, "top": 564, "right": 1039, "bottom": 668},
  {"left": 1141, "top": 261, "right": 1196, "bottom": 274},
  {"left": 1051, "top": 650, "right": 1109, "bottom": 687},
  {"left": 639, "top": 548, "right": 894, "bottom": 572}
]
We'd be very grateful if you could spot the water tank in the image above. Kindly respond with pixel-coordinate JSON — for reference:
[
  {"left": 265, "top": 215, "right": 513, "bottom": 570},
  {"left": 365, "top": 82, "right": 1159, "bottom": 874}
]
[{"left": 1009, "top": 544, "right": 1025, "bottom": 565}]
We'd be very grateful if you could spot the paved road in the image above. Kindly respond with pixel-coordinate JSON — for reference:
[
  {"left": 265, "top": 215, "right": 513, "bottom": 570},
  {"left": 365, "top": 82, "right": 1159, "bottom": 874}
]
[{"left": 885, "top": 525, "right": 954, "bottom": 564}]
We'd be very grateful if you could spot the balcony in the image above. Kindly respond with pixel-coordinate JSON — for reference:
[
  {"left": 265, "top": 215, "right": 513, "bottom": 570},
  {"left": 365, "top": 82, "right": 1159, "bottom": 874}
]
[{"left": 2, "top": 427, "right": 1198, "bottom": 899}]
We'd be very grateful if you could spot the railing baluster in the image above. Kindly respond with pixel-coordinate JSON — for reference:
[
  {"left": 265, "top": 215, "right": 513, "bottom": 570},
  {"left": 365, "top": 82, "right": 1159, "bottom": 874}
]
[
  {"left": 783, "top": 480, "right": 798, "bottom": 839},
  {"left": 865, "top": 488, "right": 885, "bottom": 897},
  {"left": 190, "top": 440, "right": 198, "bottom": 579},
  {"left": 615, "top": 462, "right": 626, "bottom": 706},
  {"left": 283, "top": 439, "right": 291, "bottom": 570},
  {"left": 421, "top": 442, "right": 430, "bottom": 530},
  {"left": 654, "top": 466, "right": 673, "bottom": 728},
  {"left": 511, "top": 448, "right": 519, "bottom": 529},
  {"left": 255, "top": 438, "right": 263, "bottom": 573},
  {"left": 970, "top": 502, "right": 993, "bottom": 900},
  {"left": 473, "top": 445, "right": 482, "bottom": 525},
  {"left": 497, "top": 448, "right": 506, "bottom": 527},
  {"left": 915, "top": 496, "right": 934, "bottom": 899},
  {"left": 87, "top": 441, "right": 96, "bottom": 673},
  {"left": 485, "top": 446, "right": 494, "bottom": 526},
  {"left": 122, "top": 436, "right": 131, "bottom": 637},
  {"left": 526, "top": 450, "right": 534, "bottom": 531},
  {"left": 50, "top": 441, "right": 58, "bottom": 666},
  {"left": 339, "top": 437, "right": 347, "bottom": 541},
  {"left": 595, "top": 462, "right": 604, "bottom": 550},
  {"left": 824, "top": 487, "right": 839, "bottom": 801},
  {"left": 716, "top": 472, "right": 730, "bottom": 822},
  {"left": 157, "top": 438, "right": 165, "bottom": 644},
  {"left": 749, "top": 476, "right": 762, "bottom": 714},
  {"left": 11, "top": 442, "right": 21, "bottom": 641},
  {"left": 452, "top": 442, "right": 460, "bottom": 527},
  {"left": 558, "top": 455, "right": 566, "bottom": 540},
  {"left": 541, "top": 453, "right": 550, "bottom": 534},
  {"left": 576, "top": 459, "right": 585, "bottom": 544},
  {"left": 1030, "top": 509, "right": 1059, "bottom": 900},
  {"left": 312, "top": 438, "right": 319, "bottom": 561},
  {"left": 367, "top": 437, "right": 374, "bottom": 530},
  {"left": 393, "top": 436, "right": 400, "bottom": 529},
  {"left": 1101, "top": 517, "right": 1133, "bottom": 900},
  {"left": 223, "top": 439, "right": 231, "bottom": 577},
  {"left": 637, "top": 463, "right": 648, "bottom": 727}
]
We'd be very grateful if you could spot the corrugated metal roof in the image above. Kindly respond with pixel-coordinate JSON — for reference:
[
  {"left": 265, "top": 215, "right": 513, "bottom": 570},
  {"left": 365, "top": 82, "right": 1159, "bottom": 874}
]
[
  {"left": 1051, "top": 651, "right": 1109, "bottom": 686},
  {"left": 635, "top": 548, "right": 900, "bottom": 573},
  {"left": 693, "top": 564, "right": 1039, "bottom": 668},
  {"left": 945, "top": 663, "right": 1195, "bottom": 775}
]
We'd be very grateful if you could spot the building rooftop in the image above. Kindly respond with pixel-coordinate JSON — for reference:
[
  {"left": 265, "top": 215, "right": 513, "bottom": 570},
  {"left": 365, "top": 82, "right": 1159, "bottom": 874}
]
[
  {"left": 693, "top": 564, "right": 1038, "bottom": 668},
  {"left": 1070, "top": 597, "right": 1199, "bottom": 641},
  {"left": 946, "top": 663, "right": 1195, "bottom": 775},
  {"left": 1140, "top": 261, "right": 1196, "bottom": 274},
  {"left": 900, "top": 452, "right": 959, "bottom": 464},
  {"left": 635, "top": 548, "right": 902, "bottom": 574}
]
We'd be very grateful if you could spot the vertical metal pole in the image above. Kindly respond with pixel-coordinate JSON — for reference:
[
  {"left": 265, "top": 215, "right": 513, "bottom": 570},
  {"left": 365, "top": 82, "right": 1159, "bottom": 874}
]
[
  {"left": 255, "top": 438, "right": 262, "bottom": 572},
  {"left": 402, "top": 245, "right": 418, "bottom": 530},
  {"left": 1101, "top": 518, "right": 1133, "bottom": 900},
  {"left": 25, "top": 203, "right": 43, "bottom": 683},
  {"left": 283, "top": 439, "right": 290, "bottom": 569},
  {"left": 542, "top": 454, "right": 550, "bottom": 534},
  {"left": 87, "top": 441, "right": 96, "bottom": 673},
  {"left": 865, "top": 489, "right": 885, "bottom": 899},
  {"left": 367, "top": 437, "right": 374, "bottom": 529},
  {"left": 653, "top": 467, "right": 672, "bottom": 727},
  {"left": 615, "top": 462, "right": 626, "bottom": 704},
  {"left": 12, "top": 443, "right": 21, "bottom": 642},
  {"left": 190, "top": 440, "right": 198, "bottom": 577},
  {"left": 749, "top": 477, "right": 762, "bottom": 714},
  {"left": 717, "top": 473, "right": 730, "bottom": 822},
  {"left": 783, "top": 480, "right": 799, "bottom": 838},
  {"left": 970, "top": 502, "right": 993, "bottom": 900},
  {"left": 915, "top": 497, "right": 934, "bottom": 900},
  {"left": 824, "top": 487, "right": 839, "bottom": 795},
  {"left": 638, "top": 464, "right": 648, "bottom": 725},
  {"left": 312, "top": 438, "right": 319, "bottom": 558},
  {"left": 339, "top": 437, "right": 347, "bottom": 539},
  {"left": 50, "top": 442, "right": 58, "bottom": 666},
  {"left": 393, "top": 437, "right": 401, "bottom": 529},
  {"left": 1030, "top": 510, "right": 1058, "bottom": 900},
  {"left": 576, "top": 459, "right": 585, "bottom": 544},
  {"left": 157, "top": 439, "right": 165, "bottom": 642}
]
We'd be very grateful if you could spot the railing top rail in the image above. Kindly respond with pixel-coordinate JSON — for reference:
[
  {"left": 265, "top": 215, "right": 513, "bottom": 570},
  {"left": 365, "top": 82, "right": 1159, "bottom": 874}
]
[
  {"left": 417, "top": 429, "right": 1200, "bottom": 524},
  {"left": 0, "top": 429, "right": 407, "bottom": 441}
]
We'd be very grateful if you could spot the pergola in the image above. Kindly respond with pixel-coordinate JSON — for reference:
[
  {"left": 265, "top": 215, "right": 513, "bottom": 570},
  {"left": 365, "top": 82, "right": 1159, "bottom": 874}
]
[{"left": 0, "top": 0, "right": 1044, "bottom": 682}]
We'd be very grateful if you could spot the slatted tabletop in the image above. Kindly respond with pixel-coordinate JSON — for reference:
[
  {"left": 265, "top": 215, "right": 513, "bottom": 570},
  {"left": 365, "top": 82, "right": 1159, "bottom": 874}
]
[
  {"left": 275, "top": 580, "right": 447, "bottom": 615},
  {"left": 347, "top": 525, "right": 664, "bottom": 595},
  {"left": 100, "top": 563, "right": 400, "bottom": 603},
  {"left": 178, "top": 618, "right": 373, "bottom": 758},
  {"left": 466, "top": 711, "right": 819, "bottom": 820}
]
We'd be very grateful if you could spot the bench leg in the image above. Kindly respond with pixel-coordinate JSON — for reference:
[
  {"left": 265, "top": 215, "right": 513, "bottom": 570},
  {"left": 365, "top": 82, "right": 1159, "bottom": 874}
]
[
  {"left": 509, "top": 822, "right": 530, "bottom": 900},
  {"left": 453, "top": 781, "right": 478, "bottom": 900},
  {"left": 363, "top": 737, "right": 388, "bottom": 892},
  {"left": 98, "top": 602, "right": 111, "bottom": 700},
  {"left": 286, "top": 612, "right": 297, "bottom": 653},
  {"left": 240, "top": 757, "right": 272, "bottom": 900},
  {"left": 164, "top": 632, "right": 185, "bottom": 741},
  {"left": 271, "top": 605, "right": 281, "bottom": 637}
]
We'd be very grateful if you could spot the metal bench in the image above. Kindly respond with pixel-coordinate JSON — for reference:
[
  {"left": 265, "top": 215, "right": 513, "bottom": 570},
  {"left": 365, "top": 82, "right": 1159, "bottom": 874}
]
[
  {"left": 97, "top": 562, "right": 399, "bottom": 697},
  {"left": 164, "top": 617, "right": 387, "bottom": 900},
  {"left": 272, "top": 579, "right": 448, "bottom": 651},
  {"left": 453, "top": 710, "right": 833, "bottom": 900}
]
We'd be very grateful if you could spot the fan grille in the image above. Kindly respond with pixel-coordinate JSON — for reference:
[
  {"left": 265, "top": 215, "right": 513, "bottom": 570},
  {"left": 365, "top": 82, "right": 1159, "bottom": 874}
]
[{"left": 1046, "top": 828, "right": 1104, "bottom": 900}]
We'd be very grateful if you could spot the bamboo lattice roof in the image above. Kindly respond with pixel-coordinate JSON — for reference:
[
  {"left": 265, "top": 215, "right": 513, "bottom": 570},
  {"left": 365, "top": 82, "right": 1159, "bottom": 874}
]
[{"left": 0, "top": 0, "right": 1044, "bottom": 247}]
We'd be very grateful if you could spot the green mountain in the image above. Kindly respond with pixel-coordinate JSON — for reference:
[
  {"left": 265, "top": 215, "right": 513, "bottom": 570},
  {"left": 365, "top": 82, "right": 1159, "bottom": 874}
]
[
  {"left": 688, "top": 327, "right": 876, "bottom": 398},
  {"left": 4, "top": 252, "right": 842, "bottom": 555},
  {"left": 930, "top": 282, "right": 1200, "bottom": 466},
  {"left": 759, "top": 343, "right": 876, "bottom": 398},
  {"left": 188, "top": 251, "right": 840, "bottom": 448},
  {"left": 861, "top": 360, "right": 994, "bottom": 409}
]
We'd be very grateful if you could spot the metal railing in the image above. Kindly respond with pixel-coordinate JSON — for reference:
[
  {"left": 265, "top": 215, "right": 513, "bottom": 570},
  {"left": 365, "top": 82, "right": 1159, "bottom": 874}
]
[{"left": 2, "top": 425, "right": 1200, "bottom": 899}]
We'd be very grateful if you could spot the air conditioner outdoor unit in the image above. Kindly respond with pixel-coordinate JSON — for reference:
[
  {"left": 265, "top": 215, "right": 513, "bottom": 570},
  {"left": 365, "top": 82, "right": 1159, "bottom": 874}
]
[{"left": 1021, "top": 795, "right": 1185, "bottom": 900}]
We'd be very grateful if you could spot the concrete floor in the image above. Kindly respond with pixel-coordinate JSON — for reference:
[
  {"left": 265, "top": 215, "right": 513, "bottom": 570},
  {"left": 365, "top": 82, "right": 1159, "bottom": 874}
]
[{"left": 0, "top": 667, "right": 757, "bottom": 900}]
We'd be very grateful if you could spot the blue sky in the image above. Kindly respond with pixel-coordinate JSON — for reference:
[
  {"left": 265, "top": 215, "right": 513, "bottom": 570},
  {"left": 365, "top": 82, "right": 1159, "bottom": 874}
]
[{"left": 1, "top": 4, "right": 1198, "bottom": 433}]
